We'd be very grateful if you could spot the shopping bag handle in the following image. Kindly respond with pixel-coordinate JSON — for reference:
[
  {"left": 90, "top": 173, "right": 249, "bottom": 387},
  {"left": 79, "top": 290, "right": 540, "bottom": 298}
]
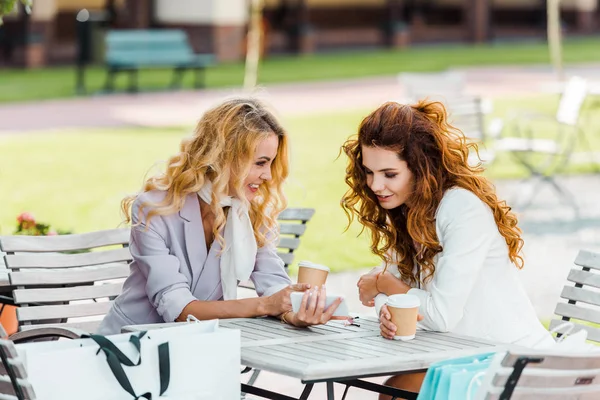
[
  {"left": 83, "top": 331, "right": 147, "bottom": 366},
  {"left": 86, "top": 332, "right": 170, "bottom": 399}
]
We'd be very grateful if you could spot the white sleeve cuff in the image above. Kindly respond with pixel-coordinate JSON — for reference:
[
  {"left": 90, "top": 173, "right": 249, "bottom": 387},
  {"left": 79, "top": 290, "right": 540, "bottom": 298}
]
[{"left": 262, "top": 283, "right": 289, "bottom": 297}]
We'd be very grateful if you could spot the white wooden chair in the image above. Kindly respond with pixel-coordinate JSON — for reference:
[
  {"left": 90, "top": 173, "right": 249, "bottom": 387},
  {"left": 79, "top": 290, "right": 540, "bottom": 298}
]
[
  {"left": 276, "top": 207, "right": 316, "bottom": 271},
  {"left": 0, "top": 228, "right": 131, "bottom": 342},
  {"left": 239, "top": 207, "right": 315, "bottom": 290},
  {"left": 0, "top": 333, "right": 36, "bottom": 400},
  {"left": 397, "top": 71, "right": 499, "bottom": 166},
  {"left": 476, "top": 350, "right": 600, "bottom": 399},
  {"left": 550, "top": 249, "right": 600, "bottom": 344},
  {"left": 492, "top": 76, "right": 589, "bottom": 212},
  {"left": 398, "top": 70, "right": 467, "bottom": 101}
]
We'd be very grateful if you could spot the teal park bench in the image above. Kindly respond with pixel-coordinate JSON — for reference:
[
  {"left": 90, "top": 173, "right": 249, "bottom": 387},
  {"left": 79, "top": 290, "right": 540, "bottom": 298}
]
[{"left": 104, "top": 29, "right": 215, "bottom": 93}]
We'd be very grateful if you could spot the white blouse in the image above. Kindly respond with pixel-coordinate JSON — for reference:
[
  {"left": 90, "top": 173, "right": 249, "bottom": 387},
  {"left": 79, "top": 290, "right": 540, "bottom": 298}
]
[{"left": 374, "top": 188, "right": 554, "bottom": 348}]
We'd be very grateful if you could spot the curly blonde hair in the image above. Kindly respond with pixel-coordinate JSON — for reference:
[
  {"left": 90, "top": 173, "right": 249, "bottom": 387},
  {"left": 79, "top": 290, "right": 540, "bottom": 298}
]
[
  {"left": 341, "top": 100, "right": 524, "bottom": 286},
  {"left": 122, "top": 97, "right": 289, "bottom": 248}
]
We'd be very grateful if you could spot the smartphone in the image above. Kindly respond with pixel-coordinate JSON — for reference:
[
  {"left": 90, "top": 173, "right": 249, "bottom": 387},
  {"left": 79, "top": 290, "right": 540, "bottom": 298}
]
[{"left": 290, "top": 291, "right": 349, "bottom": 317}]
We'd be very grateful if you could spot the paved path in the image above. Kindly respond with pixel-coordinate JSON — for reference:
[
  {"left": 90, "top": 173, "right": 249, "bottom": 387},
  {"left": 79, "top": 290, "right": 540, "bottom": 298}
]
[{"left": 2, "top": 63, "right": 600, "bottom": 134}]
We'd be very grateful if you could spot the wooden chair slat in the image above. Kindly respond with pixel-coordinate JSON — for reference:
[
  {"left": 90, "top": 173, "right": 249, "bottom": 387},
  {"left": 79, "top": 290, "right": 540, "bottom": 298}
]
[
  {"left": 568, "top": 269, "right": 600, "bottom": 289},
  {"left": 4, "top": 247, "right": 132, "bottom": 269},
  {"left": 278, "top": 208, "right": 315, "bottom": 222},
  {"left": 277, "top": 252, "right": 294, "bottom": 267},
  {"left": 0, "top": 378, "right": 15, "bottom": 397},
  {"left": 17, "top": 301, "right": 113, "bottom": 322},
  {"left": 549, "top": 319, "right": 600, "bottom": 343},
  {"left": 485, "top": 388, "right": 600, "bottom": 400},
  {"left": 576, "top": 250, "right": 600, "bottom": 271},
  {"left": 9, "top": 264, "right": 130, "bottom": 286},
  {"left": 560, "top": 286, "right": 600, "bottom": 307},
  {"left": 279, "top": 224, "right": 307, "bottom": 237},
  {"left": 501, "top": 352, "right": 600, "bottom": 370},
  {"left": 18, "top": 320, "right": 103, "bottom": 334},
  {"left": 0, "top": 361, "right": 26, "bottom": 380},
  {"left": 278, "top": 237, "right": 300, "bottom": 251},
  {"left": 492, "top": 370, "right": 600, "bottom": 388},
  {"left": 14, "top": 282, "right": 124, "bottom": 304},
  {"left": 554, "top": 302, "right": 600, "bottom": 325},
  {"left": 0, "top": 228, "right": 129, "bottom": 253}
]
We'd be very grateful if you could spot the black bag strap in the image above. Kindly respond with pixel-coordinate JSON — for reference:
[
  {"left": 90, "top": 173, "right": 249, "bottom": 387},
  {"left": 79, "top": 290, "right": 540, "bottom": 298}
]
[
  {"left": 158, "top": 342, "right": 170, "bottom": 395},
  {"left": 98, "top": 345, "right": 152, "bottom": 400},
  {"left": 83, "top": 331, "right": 147, "bottom": 367},
  {"left": 87, "top": 332, "right": 171, "bottom": 399}
]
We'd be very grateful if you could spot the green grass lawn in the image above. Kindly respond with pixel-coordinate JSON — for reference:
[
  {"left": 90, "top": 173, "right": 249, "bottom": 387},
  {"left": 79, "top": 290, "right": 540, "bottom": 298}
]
[
  {"left": 2, "top": 38, "right": 600, "bottom": 103},
  {"left": 1, "top": 94, "right": 599, "bottom": 272}
]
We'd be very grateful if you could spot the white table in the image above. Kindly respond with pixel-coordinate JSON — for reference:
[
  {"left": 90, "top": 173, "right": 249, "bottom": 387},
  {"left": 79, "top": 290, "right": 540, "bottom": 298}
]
[{"left": 123, "top": 316, "right": 505, "bottom": 400}]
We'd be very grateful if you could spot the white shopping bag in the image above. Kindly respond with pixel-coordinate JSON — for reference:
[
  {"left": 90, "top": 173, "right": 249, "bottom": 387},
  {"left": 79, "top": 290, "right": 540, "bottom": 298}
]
[{"left": 17, "top": 320, "right": 241, "bottom": 400}]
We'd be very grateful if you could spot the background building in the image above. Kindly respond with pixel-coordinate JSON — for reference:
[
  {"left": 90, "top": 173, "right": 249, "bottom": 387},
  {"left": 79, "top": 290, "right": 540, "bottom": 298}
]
[{"left": 0, "top": 0, "right": 598, "bottom": 68}]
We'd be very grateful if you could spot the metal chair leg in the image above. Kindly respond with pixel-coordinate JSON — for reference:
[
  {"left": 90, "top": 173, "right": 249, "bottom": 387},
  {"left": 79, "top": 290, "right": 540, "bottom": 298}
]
[{"left": 247, "top": 369, "right": 261, "bottom": 386}]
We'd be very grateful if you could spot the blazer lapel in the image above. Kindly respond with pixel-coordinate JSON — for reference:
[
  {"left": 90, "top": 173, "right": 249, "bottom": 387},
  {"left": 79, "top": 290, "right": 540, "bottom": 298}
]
[{"left": 179, "top": 193, "right": 207, "bottom": 284}]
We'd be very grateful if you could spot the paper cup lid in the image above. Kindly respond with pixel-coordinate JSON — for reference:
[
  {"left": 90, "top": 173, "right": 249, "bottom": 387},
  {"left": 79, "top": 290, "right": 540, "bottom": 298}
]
[
  {"left": 386, "top": 294, "right": 420, "bottom": 308},
  {"left": 298, "top": 261, "right": 330, "bottom": 272}
]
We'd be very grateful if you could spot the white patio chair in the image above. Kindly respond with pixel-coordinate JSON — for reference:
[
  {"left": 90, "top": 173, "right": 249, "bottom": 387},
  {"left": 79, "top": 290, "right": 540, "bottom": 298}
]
[
  {"left": 398, "top": 71, "right": 467, "bottom": 101},
  {"left": 0, "top": 228, "right": 131, "bottom": 342},
  {"left": 475, "top": 350, "right": 600, "bottom": 399},
  {"left": 550, "top": 249, "right": 600, "bottom": 344},
  {"left": 398, "top": 71, "right": 498, "bottom": 167},
  {"left": 491, "top": 76, "right": 590, "bottom": 212},
  {"left": 0, "top": 334, "right": 36, "bottom": 400}
]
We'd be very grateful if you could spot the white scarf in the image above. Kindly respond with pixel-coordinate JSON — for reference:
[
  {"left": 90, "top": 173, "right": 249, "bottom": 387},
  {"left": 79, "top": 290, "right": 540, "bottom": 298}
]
[{"left": 198, "top": 181, "right": 257, "bottom": 300}]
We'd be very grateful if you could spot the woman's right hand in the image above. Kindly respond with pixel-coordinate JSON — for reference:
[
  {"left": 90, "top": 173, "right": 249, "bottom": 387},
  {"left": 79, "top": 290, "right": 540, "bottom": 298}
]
[
  {"left": 261, "top": 283, "right": 311, "bottom": 316},
  {"left": 379, "top": 304, "right": 423, "bottom": 340}
]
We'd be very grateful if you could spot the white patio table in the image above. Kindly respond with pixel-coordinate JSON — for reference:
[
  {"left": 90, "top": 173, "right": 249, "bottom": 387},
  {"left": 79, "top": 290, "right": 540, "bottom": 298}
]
[{"left": 123, "top": 315, "right": 506, "bottom": 400}]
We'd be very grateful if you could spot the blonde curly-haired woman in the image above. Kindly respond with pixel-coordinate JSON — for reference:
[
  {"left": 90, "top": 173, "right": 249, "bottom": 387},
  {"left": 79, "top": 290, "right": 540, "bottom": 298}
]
[{"left": 99, "top": 97, "right": 341, "bottom": 335}]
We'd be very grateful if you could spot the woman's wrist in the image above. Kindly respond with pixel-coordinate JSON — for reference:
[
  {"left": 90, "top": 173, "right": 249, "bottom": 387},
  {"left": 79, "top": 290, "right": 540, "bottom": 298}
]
[
  {"left": 375, "top": 271, "right": 386, "bottom": 295},
  {"left": 257, "top": 296, "right": 270, "bottom": 316}
]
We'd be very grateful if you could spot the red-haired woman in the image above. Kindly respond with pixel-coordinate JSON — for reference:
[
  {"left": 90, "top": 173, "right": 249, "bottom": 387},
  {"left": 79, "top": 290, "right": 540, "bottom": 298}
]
[{"left": 341, "top": 100, "right": 553, "bottom": 397}]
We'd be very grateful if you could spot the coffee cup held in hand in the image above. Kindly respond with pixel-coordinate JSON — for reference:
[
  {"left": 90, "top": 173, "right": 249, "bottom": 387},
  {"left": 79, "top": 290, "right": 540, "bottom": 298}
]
[
  {"left": 386, "top": 294, "right": 421, "bottom": 341},
  {"left": 297, "top": 261, "right": 330, "bottom": 287}
]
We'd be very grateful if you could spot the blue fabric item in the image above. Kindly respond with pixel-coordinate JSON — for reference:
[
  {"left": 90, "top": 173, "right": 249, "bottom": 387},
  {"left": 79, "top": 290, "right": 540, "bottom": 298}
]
[{"left": 417, "top": 352, "right": 496, "bottom": 400}]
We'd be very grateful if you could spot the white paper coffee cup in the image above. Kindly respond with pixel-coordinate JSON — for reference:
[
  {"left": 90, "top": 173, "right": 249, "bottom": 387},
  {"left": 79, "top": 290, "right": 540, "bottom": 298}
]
[
  {"left": 297, "top": 261, "right": 330, "bottom": 286},
  {"left": 386, "top": 294, "right": 420, "bottom": 341}
]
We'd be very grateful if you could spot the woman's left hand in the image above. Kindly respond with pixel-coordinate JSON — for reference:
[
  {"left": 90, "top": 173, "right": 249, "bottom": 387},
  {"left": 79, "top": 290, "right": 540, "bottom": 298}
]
[
  {"left": 289, "top": 286, "right": 346, "bottom": 327},
  {"left": 357, "top": 270, "right": 382, "bottom": 306}
]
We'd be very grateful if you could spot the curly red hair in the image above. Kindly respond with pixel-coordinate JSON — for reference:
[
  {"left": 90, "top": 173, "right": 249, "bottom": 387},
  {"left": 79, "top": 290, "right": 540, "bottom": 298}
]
[{"left": 341, "top": 100, "right": 524, "bottom": 286}]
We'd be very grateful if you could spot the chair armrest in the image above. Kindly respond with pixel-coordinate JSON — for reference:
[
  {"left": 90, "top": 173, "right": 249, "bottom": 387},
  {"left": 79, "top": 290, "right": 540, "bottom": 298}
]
[{"left": 9, "top": 327, "right": 88, "bottom": 343}]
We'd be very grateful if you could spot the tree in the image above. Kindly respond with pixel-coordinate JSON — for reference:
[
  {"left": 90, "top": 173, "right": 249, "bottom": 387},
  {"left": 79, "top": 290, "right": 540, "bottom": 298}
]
[
  {"left": 0, "top": 0, "right": 31, "bottom": 25},
  {"left": 547, "top": 0, "right": 564, "bottom": 80},
  {"left": 244, "top": 0, "right": 264, "bottom": 90}
]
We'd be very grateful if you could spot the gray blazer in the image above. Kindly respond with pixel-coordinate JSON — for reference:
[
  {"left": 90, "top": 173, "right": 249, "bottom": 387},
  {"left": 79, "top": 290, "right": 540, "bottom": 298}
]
[{"left": 98, "top": 190, "right": 291, "bottom": 335}]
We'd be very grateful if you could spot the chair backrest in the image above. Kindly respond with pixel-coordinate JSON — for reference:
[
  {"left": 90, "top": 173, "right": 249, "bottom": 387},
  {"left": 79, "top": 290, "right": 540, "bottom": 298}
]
[
  {"left": 0, "top": 338, "right": 35, "bottom": 400},
  {"left": 556, "top": 76, "right": 588, "bottom": 126},
  {"left": 398, "top": 70, "right": 466, "bottom": 101},
  {"left": 445, "top": 96, "right": 488, "bottom": 142},
  {"left": 0, "top": 228, "right": 131, "bottom": 334},
  {"left": 276, "top": 208, "right": 316, "bottom": 269},
  {"left": 550, "top": 249, "right": 600, "bottom": 344},
  {"left": 105, "top": 29, "right": 194, "bottom": 65},
  {"left": 479, "top": 350, "right": 600, "bottom": 399}
]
